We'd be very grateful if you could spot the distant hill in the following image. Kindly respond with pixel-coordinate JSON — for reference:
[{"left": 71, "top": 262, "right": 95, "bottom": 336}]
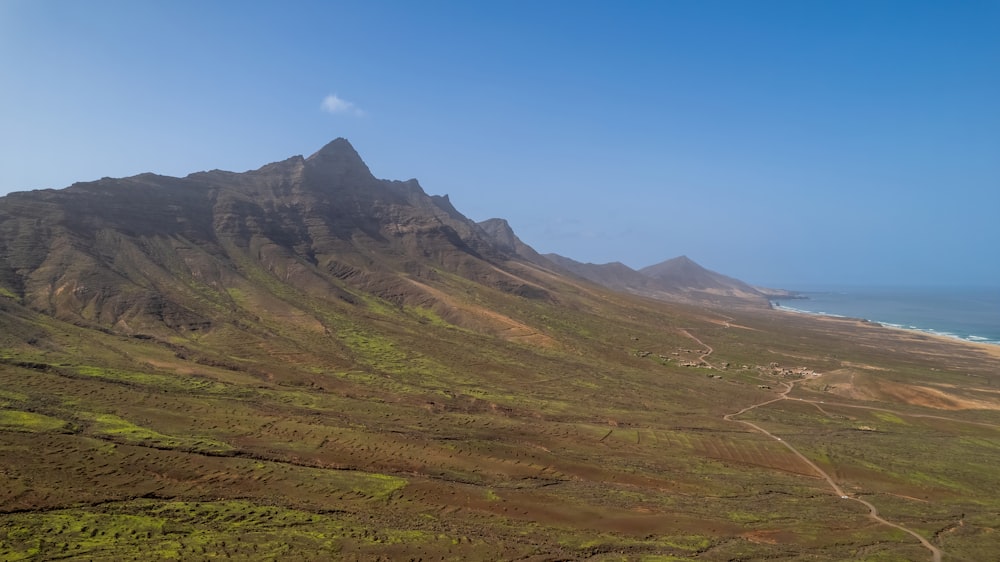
[
  {"left": 544, "top": 253, "right": 771, "bottom": 307},
  {"left": 640, "top": 255, "right": 766, "bottom": 302},
  {"left": 543, "top": 254, "right": 659, "bottom": 292}
]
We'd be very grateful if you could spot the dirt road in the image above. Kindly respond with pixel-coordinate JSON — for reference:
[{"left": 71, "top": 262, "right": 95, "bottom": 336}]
[
  {"left": 725, "top": 379, "right": 942, "bottom": 561},
  {"left": 679, "top": 329, "right": 715, "bottom": 368},
  {"left": 683, "top": 330, "right": 946, "bottom": 562}
]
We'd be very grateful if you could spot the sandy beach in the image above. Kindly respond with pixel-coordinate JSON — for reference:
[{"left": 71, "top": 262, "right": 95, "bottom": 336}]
[{"left": 773, "top": 301, "right": 1000, "bottom": 352}]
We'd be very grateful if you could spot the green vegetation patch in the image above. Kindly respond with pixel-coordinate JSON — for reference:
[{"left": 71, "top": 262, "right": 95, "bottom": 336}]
[
  {"left": 74, "top": 365, "right": 242, "bottom": 396},
  {"left": 335, "top": 327, "right": 458, "bottom": 391},
  {"left": 356, "top": 291, "right": 400, "bottom": 317},
  {"left": 0, "top": 409, "right": 71, "bottom": 433},
  {"left": 0, "top": 500, "right": 337, "bottom": 560},
  {"left": 352, "top": 472, "right": 407, "bottom": 500},
  {"left": 558, "top": 530, "right": 714, "bottom": 558},
  {"left": 0, "top": 389, "right": 29, "bottom": 407},
  {"left": 405, "top": 304, "right": 453, "bottom": 327},
  {"left": 0, "top": 498, "right": 441, "bottom": 560},
  {"left": 84, "top": 412, "right": 234, "bottom": 453}
]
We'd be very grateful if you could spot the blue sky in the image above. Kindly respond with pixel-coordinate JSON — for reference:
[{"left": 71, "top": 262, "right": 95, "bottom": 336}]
[{"left": 2, "top": 1, "right": 998, "bottom": 287}]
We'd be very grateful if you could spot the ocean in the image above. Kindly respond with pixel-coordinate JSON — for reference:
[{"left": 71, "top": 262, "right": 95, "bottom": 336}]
[{"left": 771, "top": 286, "right": 1000, "bottom": 346}]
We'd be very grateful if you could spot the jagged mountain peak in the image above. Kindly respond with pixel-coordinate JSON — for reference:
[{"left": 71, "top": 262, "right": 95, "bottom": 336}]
[
  {"left": 476, "top": 218, "right": 553, "bottom": 267},
  {"left": 477, "top": 219, "right": 517, "bottom": 249},
  {"left": 303, "top": 138, "right": 374, "bottom": 183},
  {"left": 306, "top": 137, "right": 361, "bottom": 161}
]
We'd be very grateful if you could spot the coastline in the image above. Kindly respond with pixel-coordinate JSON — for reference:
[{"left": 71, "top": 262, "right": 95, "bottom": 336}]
[{"left": 771, "top": 301, "right": 1000, "bottom": 357}]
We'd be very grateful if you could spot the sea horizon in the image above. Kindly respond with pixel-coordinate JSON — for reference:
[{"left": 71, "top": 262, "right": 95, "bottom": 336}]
[{"left": 771, "top": 285, "right": 1000, "bottom": 346}]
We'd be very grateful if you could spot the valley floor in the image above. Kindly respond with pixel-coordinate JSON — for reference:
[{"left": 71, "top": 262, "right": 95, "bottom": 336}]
[{"left": 2, "top": 300, "right": 999, "bottom": 561}]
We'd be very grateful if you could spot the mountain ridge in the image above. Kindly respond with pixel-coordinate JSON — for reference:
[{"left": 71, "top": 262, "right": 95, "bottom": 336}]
[
  {"left": 0, "top": 138, "right": 565, "bottom": 340},
  {"left": 0, "top": 138, "right": 772, "bottom": 335},
  {"left": 543, "top": 252, "right": 773, "bottom": 307}
]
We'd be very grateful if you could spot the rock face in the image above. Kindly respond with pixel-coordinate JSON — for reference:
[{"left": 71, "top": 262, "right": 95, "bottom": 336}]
[
  {"left": 0, "top": 139, "right": 554, "bottom": 335},
  {"left": 477, "top": 218, "right": 553, "bottom": 267}
]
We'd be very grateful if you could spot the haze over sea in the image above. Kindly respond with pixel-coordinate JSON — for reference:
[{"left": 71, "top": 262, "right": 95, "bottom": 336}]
[{"left": 773, "top": 286, "right": 1000, "bottom": 346}]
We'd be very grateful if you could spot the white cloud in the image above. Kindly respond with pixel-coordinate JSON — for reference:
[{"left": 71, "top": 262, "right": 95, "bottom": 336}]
[{"left": 320, "top": 94, "right": 364, "bottom": 116}]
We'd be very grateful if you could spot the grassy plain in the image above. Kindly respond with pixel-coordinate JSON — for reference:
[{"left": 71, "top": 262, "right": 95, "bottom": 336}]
[{"left": 2, "top": 269, "right": 999, "bottom": 560}]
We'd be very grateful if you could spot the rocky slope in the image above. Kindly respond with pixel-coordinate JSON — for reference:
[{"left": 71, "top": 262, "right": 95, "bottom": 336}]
[{"left": 0, "top": 139, "right": 561, "bottom": 338}]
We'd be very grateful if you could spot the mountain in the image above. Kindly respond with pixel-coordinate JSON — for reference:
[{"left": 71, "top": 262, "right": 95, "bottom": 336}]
[
  {"left": 1, "top": 140, "right": 997, "bottom": 560},
  {"left": 640, "top": 255, "right": 766, "bottom": 301},
  {"left": 0, "top": 138, "right": 557, "bottom": 338},
  {"left": 545, "top": 252, "right": 770, "bottom": 307},
  {"left": 544, "top": 253, "right": 660, "bottom": 292}
]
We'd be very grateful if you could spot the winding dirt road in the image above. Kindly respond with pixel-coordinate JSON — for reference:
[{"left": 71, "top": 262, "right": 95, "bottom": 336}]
[
  {"left": 679, "top": 329, "right": 715, "bottom": 368},
  {"left": 725, "top": 380, "right": 942, "bottom": 561},
  {"left": 684, "top": 327, "right": 945, "bottom": 561}
]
